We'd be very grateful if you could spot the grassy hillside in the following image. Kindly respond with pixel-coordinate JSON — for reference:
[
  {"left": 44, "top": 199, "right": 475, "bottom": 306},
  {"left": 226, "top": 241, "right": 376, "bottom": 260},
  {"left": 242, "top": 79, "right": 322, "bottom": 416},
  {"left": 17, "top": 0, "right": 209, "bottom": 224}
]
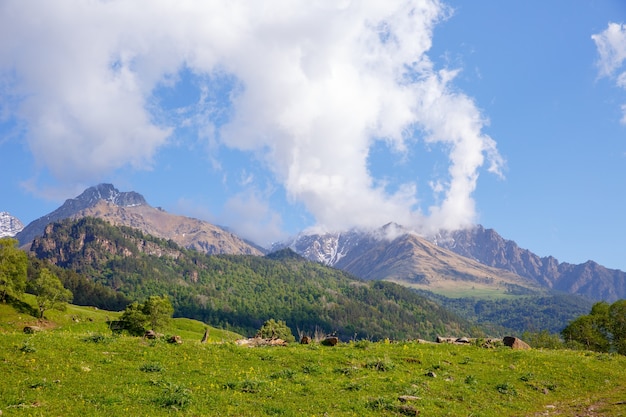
[
  {"left": 29, "top": 217, "right": 476, "bottom": 341},
  {"left": 1, "top": 301, "right": 625, "bottom": 416}
]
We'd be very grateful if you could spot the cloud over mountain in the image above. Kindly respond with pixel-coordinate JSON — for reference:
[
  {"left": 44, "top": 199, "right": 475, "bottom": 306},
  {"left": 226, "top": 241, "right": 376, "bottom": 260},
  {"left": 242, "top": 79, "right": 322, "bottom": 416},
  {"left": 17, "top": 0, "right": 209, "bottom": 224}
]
[{"left": 0, "top": 0, "right": 503, "bottom": 235}]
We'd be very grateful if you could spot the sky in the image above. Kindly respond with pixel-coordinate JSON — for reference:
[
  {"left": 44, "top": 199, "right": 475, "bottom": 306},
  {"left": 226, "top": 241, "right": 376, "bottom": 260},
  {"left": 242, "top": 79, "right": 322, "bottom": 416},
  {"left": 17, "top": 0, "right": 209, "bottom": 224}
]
[{"left": 1, "top": 1, "right": 626, "bottom": 270}]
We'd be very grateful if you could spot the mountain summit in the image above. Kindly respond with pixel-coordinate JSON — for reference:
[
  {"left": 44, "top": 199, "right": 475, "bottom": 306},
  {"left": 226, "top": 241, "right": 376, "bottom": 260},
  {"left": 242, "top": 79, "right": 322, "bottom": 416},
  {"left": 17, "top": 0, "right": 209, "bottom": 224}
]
[
  {"left": 16, "top": 184, "right": 262, "bottom": 256},
  {"left": 0, "top": 212, "right": 24, "bottom": 238}
]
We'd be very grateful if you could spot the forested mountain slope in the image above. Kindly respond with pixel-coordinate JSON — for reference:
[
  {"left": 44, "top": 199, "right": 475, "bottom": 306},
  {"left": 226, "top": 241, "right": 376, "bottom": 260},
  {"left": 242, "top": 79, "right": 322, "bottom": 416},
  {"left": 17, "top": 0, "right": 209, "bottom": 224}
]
[{"left": 30, "top": 217, "right": 475, "bottom": 340}]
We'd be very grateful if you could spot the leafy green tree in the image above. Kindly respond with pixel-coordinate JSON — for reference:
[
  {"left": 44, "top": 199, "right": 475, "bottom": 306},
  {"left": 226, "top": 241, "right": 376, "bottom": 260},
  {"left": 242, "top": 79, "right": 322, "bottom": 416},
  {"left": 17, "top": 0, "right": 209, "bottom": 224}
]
[
  {"left": 142, "top": 295, "right": 174, "bottom": 331},
  {"left": 256, "top": 319, "right": 295, "bottom": 343},
  {"left": 120, "top": 301, "right": 149, "bottom": 336},
  {"left": 31, "top": 268, "right": 73, "bottom": 318},
  {"left": 609, "top": 300, "right": 626, "bottom": 355},
  {"left": 562, "top": 300, "right": 626, "bottom": 354},
  {"left": 120, "top": 296, "right": 174, "bottom": 336},
  {"left": 0, "top": 238, "right": 28, "bottom": 302}
]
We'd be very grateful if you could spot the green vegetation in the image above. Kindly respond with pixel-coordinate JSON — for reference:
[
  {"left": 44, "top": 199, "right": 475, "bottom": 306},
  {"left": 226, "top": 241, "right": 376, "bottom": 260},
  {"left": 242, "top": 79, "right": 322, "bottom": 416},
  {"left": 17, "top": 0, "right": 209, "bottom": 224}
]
[
  {"left": 1, "top": 300, "right": 626, "bottom": 416},
  {"left": 418, "top": 290, "right": 593, "bottom": 334},
  {"left": 30, "top": 217, "right": 474, "bottom": 340},
  {"left": 255, "top": 318, "right": 296, "bottom": 342},
  {"left": 30, "top": 267, "right": 73, "bottom": 318},
  {"left": 0, "top": 238, "right": 28, "bottom": 302},
  {"left": 119, "top": 295, "right": 174, "bottom": 335},
  {"left": 562, "top": 300, "right": 626, "bottom": 354}
]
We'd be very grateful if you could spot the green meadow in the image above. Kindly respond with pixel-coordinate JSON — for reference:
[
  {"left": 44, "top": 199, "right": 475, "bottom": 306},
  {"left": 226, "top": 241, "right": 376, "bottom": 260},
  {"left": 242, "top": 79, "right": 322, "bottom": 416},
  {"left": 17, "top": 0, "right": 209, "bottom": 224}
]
[{"left": 1, "top": 299, "right": 625, "bottom": 416}]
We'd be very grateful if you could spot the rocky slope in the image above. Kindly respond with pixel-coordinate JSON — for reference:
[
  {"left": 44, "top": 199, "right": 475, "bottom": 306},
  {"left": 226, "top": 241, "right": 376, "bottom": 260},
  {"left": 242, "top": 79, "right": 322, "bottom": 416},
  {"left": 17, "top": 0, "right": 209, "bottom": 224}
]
[
  {"left": 279, "top": 224, "right": 544, "bottom": 297},
  {"left": 281, "top": 223, "right": 626, "bottom": 302},
  {"left": 17, "top": 184, "right": 263, "bottom": 256},
  {"left": 432, "top": 226, "right": 626, "bottom": 302},
  {"left": 0, "top": 212, "right": 24, "bottom": 238}
]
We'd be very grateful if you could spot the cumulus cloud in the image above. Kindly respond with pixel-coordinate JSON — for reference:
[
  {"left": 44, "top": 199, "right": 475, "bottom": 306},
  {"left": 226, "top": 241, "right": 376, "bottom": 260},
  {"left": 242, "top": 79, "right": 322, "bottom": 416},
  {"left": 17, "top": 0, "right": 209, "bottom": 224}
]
[
  {"left": 0, "top": 0, "right": 503, "bottom": 235},
  {"left": 592, "top": 22, "right": 626, "bottom": 123}
]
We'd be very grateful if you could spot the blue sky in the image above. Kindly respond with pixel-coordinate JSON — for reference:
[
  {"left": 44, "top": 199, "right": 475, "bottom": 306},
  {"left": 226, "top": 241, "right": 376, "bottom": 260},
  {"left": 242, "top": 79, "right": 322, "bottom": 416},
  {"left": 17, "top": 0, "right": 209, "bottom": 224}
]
[{"left": 1, "top": 1, "right": 626, "bottom": 270}]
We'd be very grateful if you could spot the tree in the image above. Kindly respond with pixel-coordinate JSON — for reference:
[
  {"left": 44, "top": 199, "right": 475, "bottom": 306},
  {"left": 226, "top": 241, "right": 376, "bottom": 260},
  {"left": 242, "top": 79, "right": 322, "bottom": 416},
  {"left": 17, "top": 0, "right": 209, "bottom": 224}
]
[
  {"left": 120, "top": 301, "right": 149, "bottom": 336},
  {"left": 561, "top": 314, "right": 609, "bottom": 352},
  {"left": 608, "top": 300, "right": 626, "bottom": 355},
  {"left": 255, "top": 319, "right": 295, "bottom": 343},
  {"left": 31, "top": 268, "right": 73, "bottom": 318},
  {"left": 142, "top": 295, "right": 174, "bottom": 331},
  {"left": 0, "top": 238, "right": 28, "bottom": 302},
  {"left": 120, "top": 295, "right": 173, "bottom": 336},
  {"left": 562, "top": 300, "right": 626, "bottom": 354}
]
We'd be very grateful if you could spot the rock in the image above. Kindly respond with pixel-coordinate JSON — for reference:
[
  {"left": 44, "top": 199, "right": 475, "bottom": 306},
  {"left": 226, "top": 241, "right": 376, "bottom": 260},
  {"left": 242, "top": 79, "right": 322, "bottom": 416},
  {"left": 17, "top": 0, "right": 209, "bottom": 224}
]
[
  {"left": 23, "top": 326, "right": 42, "bottom": 334},
  {"left": 396, "top": 404, "right": 420, "bottom": 415},
  {"left": 398, "top": 395, "right": 421, "bottom": 402},
  {"left": 455, "top": 337, "right": 470, "bottom": 344},
  {"left": 168, "top": 335, "right": 182, "bottom": 344},
  {"left": 503, "top": 336, "right": 531, "bottom": 350},
  {"left": 235, "top": 337, "right": 287, "bottom": 347},
  {"left": 321, "top": 336, "right": 339, "bottom": 346},
  {"left": 300, "top": 336, "right": 311, "bottom": 344},
  {"left": 144, "top": 330, "right": 158, "bottom": 339},
  {"left": 426, "top": 371, "right": 437, "bottom": 378},
  {"left": 201, "top": 328, "right": 209, "bottom": 343}
]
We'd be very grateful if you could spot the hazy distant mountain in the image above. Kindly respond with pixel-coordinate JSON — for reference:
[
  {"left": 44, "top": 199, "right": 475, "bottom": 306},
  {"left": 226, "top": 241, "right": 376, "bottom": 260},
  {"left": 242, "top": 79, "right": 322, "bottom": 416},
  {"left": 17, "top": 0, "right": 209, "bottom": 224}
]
[
  {"left": 432, "top": 225, "right": 626, "bottom": 302},
  {"left": 280, "top": 223, "right": 624, "bottom": 302},
  {"left": 17, "top": 184, "right": 263, "bottom": 256},
  {"left": 0, "top": 212, "right": 24, "bottom": 238},
  {"left": 278, "top": 224, "right": 544, "bottom": 297}
]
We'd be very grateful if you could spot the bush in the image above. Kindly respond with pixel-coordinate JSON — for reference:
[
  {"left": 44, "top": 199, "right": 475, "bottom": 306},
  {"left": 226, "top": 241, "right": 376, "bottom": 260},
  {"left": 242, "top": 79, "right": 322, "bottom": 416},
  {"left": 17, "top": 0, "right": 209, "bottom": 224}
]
[{"left": 255, "top": 319, "right": 295, "bottom": 343}]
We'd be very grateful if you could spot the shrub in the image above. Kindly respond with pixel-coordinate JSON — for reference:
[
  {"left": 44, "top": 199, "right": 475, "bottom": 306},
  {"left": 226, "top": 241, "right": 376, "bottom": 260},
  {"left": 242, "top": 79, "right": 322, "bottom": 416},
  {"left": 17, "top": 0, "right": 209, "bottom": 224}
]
[{"left": 255, "top": 319, "right": 295, "bottom": 343}]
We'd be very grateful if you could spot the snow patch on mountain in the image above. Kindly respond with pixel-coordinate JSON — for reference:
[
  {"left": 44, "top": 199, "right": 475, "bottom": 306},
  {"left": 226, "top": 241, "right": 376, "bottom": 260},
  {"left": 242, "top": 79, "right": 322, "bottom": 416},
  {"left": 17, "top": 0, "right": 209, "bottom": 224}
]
[{"left": 0, "top": 212, "right": 25, "bottom": 238}]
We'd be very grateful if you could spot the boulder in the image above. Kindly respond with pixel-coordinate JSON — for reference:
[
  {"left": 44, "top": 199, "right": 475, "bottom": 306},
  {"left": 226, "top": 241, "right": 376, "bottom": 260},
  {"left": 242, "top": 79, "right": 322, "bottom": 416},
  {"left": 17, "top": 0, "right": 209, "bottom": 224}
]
[
  {"left": 168, "top": 335, "right": 182, "bottom": 344},
  {"left": 321, "top": 336, "right": 339, "bottom": 346},
  {"left": 144, "top": 330, "right": 158, "bottom": 339},
  {"left": 200, "top": 328, "right": 209, "bottom": 343},
  {"left": 23, "top": 326, "right": 42, "bottom": 334},
  {"left": 503, "top": 336, "right": 531, "bottom": 350}
]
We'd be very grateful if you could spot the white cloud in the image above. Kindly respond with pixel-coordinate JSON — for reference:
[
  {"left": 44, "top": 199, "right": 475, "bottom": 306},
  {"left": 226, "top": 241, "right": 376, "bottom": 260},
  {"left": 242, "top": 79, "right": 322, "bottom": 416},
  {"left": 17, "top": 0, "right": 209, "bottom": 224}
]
[
  {"left": 592, "top": 22, "right": 626, "bottom": 124},
  {"left": 0, "top": 0, "right": 503, "bottom": 235}
]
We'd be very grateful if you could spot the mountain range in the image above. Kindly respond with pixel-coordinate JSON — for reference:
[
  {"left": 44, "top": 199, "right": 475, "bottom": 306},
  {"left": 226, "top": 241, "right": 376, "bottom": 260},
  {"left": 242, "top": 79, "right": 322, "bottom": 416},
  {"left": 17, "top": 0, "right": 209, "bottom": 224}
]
[
  {"left": 7, "top": 183, "right": 625, "bottom": 303},
  {"left": 280, "top": 225, "right": 626, "bottom": 302}
]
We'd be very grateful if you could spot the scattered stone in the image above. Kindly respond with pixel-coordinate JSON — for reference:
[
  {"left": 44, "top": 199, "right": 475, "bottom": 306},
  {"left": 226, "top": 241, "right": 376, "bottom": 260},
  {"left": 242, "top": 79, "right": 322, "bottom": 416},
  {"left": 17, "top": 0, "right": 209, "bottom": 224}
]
[
  {"left": 143, "top": 330, "right": 164, "bottom": 339},
  {"left": 503, "top": 336, "right": 531, "bottom": 350},
  {"left": 300, "top": 336, "right": 311, "bottom": 344},
  {"left": 425, "top": 371, "right": 437, "bottom": 378},
  {"left": 168, "top": 335, "right": 182, "bottom": 344},
  {"left": 396, "top": 404, "right": 420, "bottom": 416},
  {"left": 235, "top": 337, "right": 287, "bottom": 347},
  {"left": 23, "top": 326, "right": 42, "bottom": 334},
  {"left": 201, "top": 328, "right": 209, "bottom": 343},
  {"left": 398, "top": 395, "right": 421, "bottom": 402},
  {"left": 321, "top": 336, "right": 339, "bottom": 346}
]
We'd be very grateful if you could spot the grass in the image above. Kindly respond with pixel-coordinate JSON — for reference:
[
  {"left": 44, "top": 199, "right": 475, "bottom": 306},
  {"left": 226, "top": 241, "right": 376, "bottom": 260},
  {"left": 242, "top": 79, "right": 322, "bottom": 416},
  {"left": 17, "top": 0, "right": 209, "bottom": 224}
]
[{"left": 1, "top": 300, "right": 626, "bottom": 416}]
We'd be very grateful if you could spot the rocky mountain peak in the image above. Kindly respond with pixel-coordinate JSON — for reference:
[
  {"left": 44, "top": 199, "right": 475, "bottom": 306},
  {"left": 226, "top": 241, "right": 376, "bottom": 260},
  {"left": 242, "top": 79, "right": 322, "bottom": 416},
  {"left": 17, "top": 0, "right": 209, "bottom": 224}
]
[
  {"left": 74, "top": 183, "right": 147, "bottom": 208},
  {"left": 0, "top": 212, "right": 24, "bottom": 238},
  {"left": 16, "top": 184, "right": 148, "bottom": 246}
]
